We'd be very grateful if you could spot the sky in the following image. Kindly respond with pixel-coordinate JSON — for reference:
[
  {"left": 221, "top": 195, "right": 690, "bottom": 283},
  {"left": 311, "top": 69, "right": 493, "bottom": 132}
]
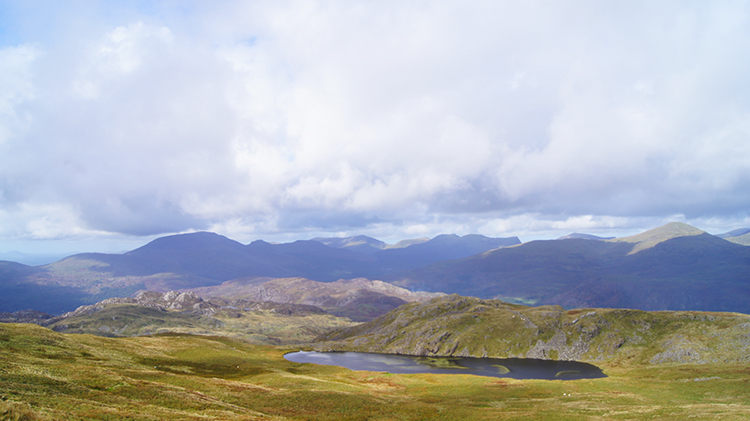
[{"left": 1, "top": 0, "right": 750, "bottom": 255}]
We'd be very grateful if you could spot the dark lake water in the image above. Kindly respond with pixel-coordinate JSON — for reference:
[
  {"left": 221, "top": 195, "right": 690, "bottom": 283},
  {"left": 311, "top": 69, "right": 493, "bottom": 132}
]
[{"left": 285, "top": 351, "right": 606, "bottom": 380}]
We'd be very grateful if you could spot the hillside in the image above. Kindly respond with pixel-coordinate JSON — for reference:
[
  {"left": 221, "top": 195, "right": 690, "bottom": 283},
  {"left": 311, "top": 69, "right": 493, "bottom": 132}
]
[
  {"left": 4, "top": 322, "right": 750, "bottom": 419},
  {"left": 371, "top": 234, "right": 520, "bottom": 274},
  {"left": 190, "top": 277, "right": 444, "bottom": 321},
  {"left": 610, "top": 222, "right": 705, "bottom": 254},
  {"left": 315, "top": 295, "right": 750, "bottom": 366},
  {"left": 0, "top": 260, "right": 89, "bottom": 314},
  {"left": 718, "top": 227, "right": 750, "bottom": 238},
  {"left": 719, "top": 228, "right": 750, "bottom": 246},
  {"left": 392, "top": 223, "right": 750, "bottom": 313},
  {"left": 726, "top": 233, "right": 750, "bottom": 246}
]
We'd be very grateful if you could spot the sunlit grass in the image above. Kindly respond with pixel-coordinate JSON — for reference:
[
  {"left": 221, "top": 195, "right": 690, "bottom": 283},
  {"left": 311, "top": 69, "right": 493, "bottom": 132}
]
[{"left": 2, "top": 322, "right": 750, "bottom": 420}]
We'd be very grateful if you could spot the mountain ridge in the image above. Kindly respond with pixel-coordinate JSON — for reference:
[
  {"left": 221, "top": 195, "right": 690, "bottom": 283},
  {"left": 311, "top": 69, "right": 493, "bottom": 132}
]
[
  {"left": 0, "top": 231, "right": 515, "bottom": 314},
  {"left": 2, "top": 222, "right": 749, "bottom": 315},
  {"left": 609, "top": 221, "right": 705, "bottom": 254},
  {"left": 391, "top": 223, "right": 750, "bottom": 313}
]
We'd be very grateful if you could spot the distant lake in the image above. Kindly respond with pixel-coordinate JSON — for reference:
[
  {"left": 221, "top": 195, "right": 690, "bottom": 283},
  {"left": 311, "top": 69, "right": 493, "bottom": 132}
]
[{"left": 285, "top": 351, "right": 606, "bottom": 380}]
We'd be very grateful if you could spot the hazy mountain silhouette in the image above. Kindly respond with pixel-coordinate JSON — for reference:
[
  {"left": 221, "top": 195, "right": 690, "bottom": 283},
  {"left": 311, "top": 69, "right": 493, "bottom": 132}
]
[
  {"left": 311, "top": 235, "right": 388, "bottom": 254},
  {"left": 0, "top": 232, "right": 517, "bottom": 314},
  {"left": 557, "top": 233, "right": 615, "bottom": 240},
  {"left": 391, "top": 223, "right": 750, "bottom": 313},
  {"left": 3, "top": 223, "right": 748, "bottom": 315}
]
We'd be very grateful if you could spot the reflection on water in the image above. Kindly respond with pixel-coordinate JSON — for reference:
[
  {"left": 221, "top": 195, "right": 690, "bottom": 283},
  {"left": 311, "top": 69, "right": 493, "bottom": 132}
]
[{"left": 285, "top": 351, "right": 606, "bottom": 380}]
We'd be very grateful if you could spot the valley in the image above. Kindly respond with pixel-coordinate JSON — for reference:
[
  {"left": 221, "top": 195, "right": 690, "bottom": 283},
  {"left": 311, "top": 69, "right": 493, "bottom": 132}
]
[
  {"left": 2, "top": 308, "right": 750, "bottom": 420},
  {"left": 2, "top": 222, "right": 750, "bottom": 317},
  {"left": 1, "top": 222, "right": 750, "bottom": 419}
]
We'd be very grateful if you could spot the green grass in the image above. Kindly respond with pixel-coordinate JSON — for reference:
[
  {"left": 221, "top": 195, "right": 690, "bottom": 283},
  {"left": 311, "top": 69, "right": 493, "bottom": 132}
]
[
  {"left": 316, "top": 295, "right": 750, "bottom": 367},
  {"left": 2, "top": 322, "right": 750, "bottom": 420}
]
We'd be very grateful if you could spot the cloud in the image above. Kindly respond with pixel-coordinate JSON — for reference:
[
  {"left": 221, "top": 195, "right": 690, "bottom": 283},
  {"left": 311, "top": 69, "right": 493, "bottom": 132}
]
[
  {"left": 1, "top": 0, "right": 749, "bottom": 247},
  {"left": 0, "top": 44, "right": 37, "bottom": 145}
]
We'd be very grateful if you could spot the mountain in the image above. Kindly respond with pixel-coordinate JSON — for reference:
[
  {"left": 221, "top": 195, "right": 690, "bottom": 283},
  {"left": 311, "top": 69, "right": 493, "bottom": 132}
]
[
  {"left": 392, "top": 223, "right": 750, "bottom": 313},
  {"left": 379, "top": 233, "right": 520, "bottom": 260},
  {"left": 3, "top": 223, "right": 749, "bottom": 316},
  {"left": 315, "top": 294, "right": 750, "bottom": 365},
  {"left": 372, "top": 234, "right": 520, "bottom": 276},
  {"left": 726, "top": 233, "right": 750, "bottom": 246},
  {"left": 0, "top": 251, "right": 72, "bottom": 266},
  {"left": 0, "top": 260, "right": 88, "bottom": 314},
  {"left": 311, "top": 233, "right": 520, "bottom": 275},
  {"left": 717, "top": 228, "right": 750, "bottom": 238},
  {"left": 718, "top": 228, "right": 750, "bottom": 246},
  {"left": 610, "top": 221, "right": 705, "bottom": 254},
  {"left": 0, "top": 231, "right": 517, "bottom": 314},
  {"left": 390, "top": 237, "right": 429, "bottom": 248},
  {"left": 243, "top": 239, "right": 377, "bottom": 281},
  {"left": 557, "top": 233, "right": 614, "bottom": 240},
  {"left": 311, "top": 235, "right": 388, "bottom": 254}
]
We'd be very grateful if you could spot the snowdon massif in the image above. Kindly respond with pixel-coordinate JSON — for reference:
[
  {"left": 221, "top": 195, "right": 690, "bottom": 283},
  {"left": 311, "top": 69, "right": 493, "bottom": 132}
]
[
  {"left": 0, "top": 233, "right": 518, "bottom": 314},
  {"left": 1, "top": 222, "right": 749, "bottom": 315},
  {"left": 391, "top": 223, "right": 750, "bottom": 313}
]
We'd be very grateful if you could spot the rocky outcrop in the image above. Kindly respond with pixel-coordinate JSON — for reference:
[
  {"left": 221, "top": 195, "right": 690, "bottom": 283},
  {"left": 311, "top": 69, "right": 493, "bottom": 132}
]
[
  {"left": 0, "top": 309, "right": 53, "bottom": 324},
  {"left": 43, "top": 290, "right": 329, "bottom": 328},
  {"left": 192, "top": 277, "right": 444, "bottom": 321}
]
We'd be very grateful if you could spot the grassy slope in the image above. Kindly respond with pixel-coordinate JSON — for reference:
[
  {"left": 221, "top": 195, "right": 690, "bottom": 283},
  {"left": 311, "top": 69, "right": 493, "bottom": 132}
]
[
  {"left": 609, "top": 221, "right": 705, "bottom": 254},
  {"left": 315, "top": 295, "right": 750, "bottom": 366},
  {"left": 726, "top": 232, "right": 750, "bottom": 246},
  {"left": 2, "top": 322, "right": 750, "bottom": 420}
]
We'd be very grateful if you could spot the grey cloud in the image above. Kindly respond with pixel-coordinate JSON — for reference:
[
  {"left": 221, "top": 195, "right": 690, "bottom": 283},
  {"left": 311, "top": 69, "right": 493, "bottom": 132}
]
[
  {"left": 1, "top": 1, "right": 749, "bottom": 246},
  {"left": 276, "top": 209, "right": 385, "bottom": 232},
  {"left": 79, "top": 194, "right": 208, "bottom": 236}
]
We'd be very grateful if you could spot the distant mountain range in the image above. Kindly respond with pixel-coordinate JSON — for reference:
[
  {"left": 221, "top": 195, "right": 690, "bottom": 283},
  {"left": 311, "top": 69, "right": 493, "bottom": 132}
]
[
  {"left": 0, "top": 233, "right": 517, "bottom": 314},
  {"left": 1, "top": 222, "right": 749, "bottom": 315},
  {"left": 391, "top": 223, "right": 750, "bottom": 313},
  {"left": 0, "top": 251, "right": 73, "bottom": 266},
  {"left": 556, "top": 233, "right": 615, "bottom": 240}
]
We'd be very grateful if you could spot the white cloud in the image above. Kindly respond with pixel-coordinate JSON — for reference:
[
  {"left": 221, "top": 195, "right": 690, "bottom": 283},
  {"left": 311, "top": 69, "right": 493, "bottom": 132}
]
[
  {"left": 72, "top": 21, "right": 175, "bottom": 98},
  {"left": 0, "top": 45, "right": 38, "bottom": 144},
  {"left": 1, "top": 0, "right": 749, "bottom": 250}
]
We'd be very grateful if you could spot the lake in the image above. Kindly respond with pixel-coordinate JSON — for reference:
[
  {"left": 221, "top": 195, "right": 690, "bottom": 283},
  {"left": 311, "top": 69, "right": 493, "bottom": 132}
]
[{"left": 285, "top": 351, "right": 606, "bottom": 380}]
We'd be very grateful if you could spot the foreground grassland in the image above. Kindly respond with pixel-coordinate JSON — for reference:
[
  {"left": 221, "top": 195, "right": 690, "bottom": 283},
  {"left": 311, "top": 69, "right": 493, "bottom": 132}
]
[{"left": 2, "top": 323, "right": 750, "bottom": 420}]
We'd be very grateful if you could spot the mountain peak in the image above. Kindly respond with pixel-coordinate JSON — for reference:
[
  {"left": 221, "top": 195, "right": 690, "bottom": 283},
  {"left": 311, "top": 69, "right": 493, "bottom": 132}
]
[
  {"left": 557, "top": 233, "right": 615, "bottom": 240},
  {"left": 611, "top": 222, "right": 705, "bottom": 254},
  {"left": 311, "top": 235, "right": 387, "bottom": 254},
  {"left": 127, "top": 231, "right": 243, "bottom": 255}
]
